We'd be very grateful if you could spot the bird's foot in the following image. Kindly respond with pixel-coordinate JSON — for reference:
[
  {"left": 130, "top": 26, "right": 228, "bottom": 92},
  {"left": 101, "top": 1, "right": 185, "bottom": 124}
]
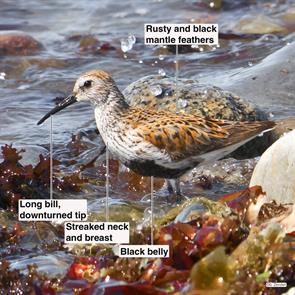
[{"left": 175, "top": 193, "right": 189, "bottom": 203}]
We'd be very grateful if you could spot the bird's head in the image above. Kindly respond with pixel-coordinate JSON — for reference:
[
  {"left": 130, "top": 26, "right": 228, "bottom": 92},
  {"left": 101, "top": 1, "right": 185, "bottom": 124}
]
[
  {"left": 37, "top": 70, "right": 117, "bottom": 125},
  {"left": 73, "top": 70, "right": 115, "bottom": 103}
]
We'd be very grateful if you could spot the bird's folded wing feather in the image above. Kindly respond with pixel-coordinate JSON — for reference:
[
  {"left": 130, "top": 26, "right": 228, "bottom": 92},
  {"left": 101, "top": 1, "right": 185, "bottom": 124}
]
[{"left": 127, "top": 109, "right": 275, "bottom": 161}]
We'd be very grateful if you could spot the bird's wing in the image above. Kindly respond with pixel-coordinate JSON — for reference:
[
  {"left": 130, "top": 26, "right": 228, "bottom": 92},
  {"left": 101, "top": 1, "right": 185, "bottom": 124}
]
[
  {"left": 126, "top": 109, "right": 275, "bottom": 161},
  {"left": 217, "top": 120, "right": 275, "bottom": 146}
]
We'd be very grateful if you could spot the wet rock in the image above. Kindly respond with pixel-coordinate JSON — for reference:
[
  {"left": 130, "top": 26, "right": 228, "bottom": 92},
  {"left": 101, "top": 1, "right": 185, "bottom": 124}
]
[
  {"left": 282, "top": 7, "right": 295, "bottom": 25},
  {"left": 207, "top": 0, "right": 222, "bottom": 9},
  {"left": 0, "top": 31, "right": 42, "bottom": 56},
  {"left": 87, "top": 199, "right": 144, "bottom": 227},
  {"left": 31, "top": 58, "right": 68, "bottom": 69},
  {"left": 268, "top": 117, "right": 295, "bottom": 142},
  {"left": 250, "top": 129, "right": 295, "bottom": 203},
  {"left": 236, "top": 15, "right": 286, "bottom": 34},
  {"left": 156, "top": 196, "right": 232, "bottom": 226},
  {"left": 192, "top": 0, "right": 252, "bottom": 10},
  {"left": 174, "top": 197, "right": 232, "bottom": 223},
  {"left": 203, "top": 42, "right": 295, "bottom": 106},
  {"left": 123, "top": 75, "right": 266, "bottom": 121},
  {"left": 9, "top": 252, "right": 73, "bottom": 277},
  {"left": 68, "top": 34, "right": 116, "bottom": 54},
  {"left": 79, "top": 35, "right": 99, "bottom": 49},
  {"left": 195, "top": 43, "right": 295, "bottom": 157},
  {"left": 185, "top": 157, "right": 258, "bottom": 187}
]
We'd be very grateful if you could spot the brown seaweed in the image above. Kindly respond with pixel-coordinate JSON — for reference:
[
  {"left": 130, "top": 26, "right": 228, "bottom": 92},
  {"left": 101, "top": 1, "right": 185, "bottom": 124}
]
[{"left": 0, "top": 145, "right": 87, "bottom": 211}]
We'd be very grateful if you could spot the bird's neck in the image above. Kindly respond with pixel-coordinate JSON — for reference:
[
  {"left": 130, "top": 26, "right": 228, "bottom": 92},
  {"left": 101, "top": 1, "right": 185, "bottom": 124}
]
[
  {"left": 94, "top": 85, "right": 129, "bottom": 135},
  {"left": 97, "top": 84, "right": 129, "bottom": 112}
]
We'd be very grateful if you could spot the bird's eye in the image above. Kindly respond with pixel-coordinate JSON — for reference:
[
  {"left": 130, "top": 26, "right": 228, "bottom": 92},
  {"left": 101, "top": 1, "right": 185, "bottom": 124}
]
[{"left": 83, "top": 80, "right": 92, "bottom": 88}]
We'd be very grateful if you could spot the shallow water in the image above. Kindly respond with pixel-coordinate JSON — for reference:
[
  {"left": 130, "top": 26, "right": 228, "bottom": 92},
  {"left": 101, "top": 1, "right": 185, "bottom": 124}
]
[
  {"left": 1, "top": 0, "right": 295, "bottom": 277},
  {"left": 1, "top": 0, "right": 295, "bottom": 145}
]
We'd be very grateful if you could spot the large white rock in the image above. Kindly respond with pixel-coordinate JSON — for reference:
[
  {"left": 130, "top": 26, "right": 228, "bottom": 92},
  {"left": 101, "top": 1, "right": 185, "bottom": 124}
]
[{"left": 250, "top": 129, "right": 295, "bottom": 203}]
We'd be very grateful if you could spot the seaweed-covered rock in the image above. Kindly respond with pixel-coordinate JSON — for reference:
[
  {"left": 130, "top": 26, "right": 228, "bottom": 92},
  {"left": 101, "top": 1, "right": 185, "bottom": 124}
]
[
  {"left": 67, "top": 34, "right": 116, "bottom": 54},
  {"left": 185, "top": 157, "right": 258, "bottom": 187},
  {"left": 190, "top": 246, "right": 236, "bottom": 292},
  {"left": 0, "top": 31, "right": 42, "bottom": 56}
]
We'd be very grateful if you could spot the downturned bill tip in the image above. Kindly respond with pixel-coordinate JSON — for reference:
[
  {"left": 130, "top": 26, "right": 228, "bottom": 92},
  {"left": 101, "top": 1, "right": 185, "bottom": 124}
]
[{"left": 37, "top": 95, "right": 77, "bottom": 125}]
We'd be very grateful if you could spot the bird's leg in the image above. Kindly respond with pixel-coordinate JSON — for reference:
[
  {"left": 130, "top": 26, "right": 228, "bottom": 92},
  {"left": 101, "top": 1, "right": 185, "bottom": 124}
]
[
  {"left": 172, "top": 178, "right": 182, "bottom": 203},
  {"left": 167, "top": 178, "right": 189, "bottom": 202},
  {"left": 142, "top": 179, "right": 187, "bottom": 203},
  {"left": 165, "top": 178, "right": 187, "bottom": 202},
  {"left": 175, "top": 178, "right": 182, "bottom": 196},
  {"left": 166, "top": 179, "right": 175, "bottom": 195},
  {"left": 141, "top": 178, "right": 169, "bottom": 203},
  {"left": 166, "top": 179, "right": 181, "bottom": 195},
  {"left": 164, "top": 179, "right": 174, "bottom": 203},
  {"left": 145, "top": 179, "right": 174, "bottom": 202}
]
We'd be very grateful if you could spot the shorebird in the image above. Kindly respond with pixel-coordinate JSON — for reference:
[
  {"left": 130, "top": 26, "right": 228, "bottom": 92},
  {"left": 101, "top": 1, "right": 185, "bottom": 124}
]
[{"left": 38, "top": 70, "right": 275, "bottom": 196}]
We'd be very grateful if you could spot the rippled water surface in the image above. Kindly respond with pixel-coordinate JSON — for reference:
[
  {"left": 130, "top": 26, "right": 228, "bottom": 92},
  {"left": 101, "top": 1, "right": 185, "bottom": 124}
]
[
  {"left": 1, "top": 0, "right": 295, "bottom": 146},
  {"left": 1, "top": 0, "right": 295, "bottom": 279}
]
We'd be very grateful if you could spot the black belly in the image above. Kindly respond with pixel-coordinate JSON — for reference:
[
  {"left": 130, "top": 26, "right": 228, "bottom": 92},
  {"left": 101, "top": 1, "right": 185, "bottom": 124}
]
[{"left": 126, "top": 159, "right": 197, "bottom": 179}]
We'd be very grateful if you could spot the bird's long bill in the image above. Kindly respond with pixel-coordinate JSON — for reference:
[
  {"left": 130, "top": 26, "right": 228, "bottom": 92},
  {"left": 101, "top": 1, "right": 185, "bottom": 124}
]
[{"left": 37, "top": 95, "right": 77, "bottom": 125}]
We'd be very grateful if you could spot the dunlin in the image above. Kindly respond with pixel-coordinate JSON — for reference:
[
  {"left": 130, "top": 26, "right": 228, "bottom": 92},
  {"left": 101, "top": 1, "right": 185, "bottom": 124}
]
[{"left": 38, "top": 70, "right": 275, "bottom": 196}]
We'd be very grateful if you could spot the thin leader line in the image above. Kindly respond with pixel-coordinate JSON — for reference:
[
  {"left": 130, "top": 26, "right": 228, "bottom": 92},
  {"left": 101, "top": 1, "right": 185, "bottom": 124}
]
[
  {"left": 175, "top": 44, "right": 179, "bottom": 109},
  {"left": 105, "top": 146, "right": 110, "bottom": 222},
  {"left": 150, "top": 175, "right": 154, "bottom": 245},
  {"left": 50, "top": 115, "right": 53, "bottom": 200}
]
